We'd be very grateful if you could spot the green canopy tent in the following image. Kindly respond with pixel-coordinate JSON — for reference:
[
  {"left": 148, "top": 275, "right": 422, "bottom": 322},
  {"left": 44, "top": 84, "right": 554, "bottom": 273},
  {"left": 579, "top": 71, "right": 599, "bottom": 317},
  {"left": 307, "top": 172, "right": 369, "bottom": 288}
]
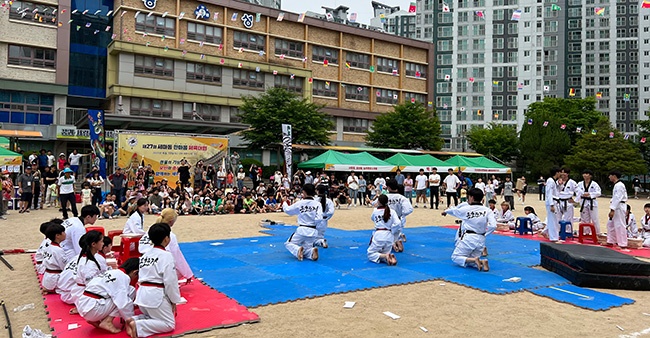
[
  {"left": 444, "top": 155, "right": 511, "bottom": 174},
  {"left": 298, "top": 150, "right": 396, "bottom": 172},
  {"left": 384, "top": 153, "right": 453, "bottom": 173}
]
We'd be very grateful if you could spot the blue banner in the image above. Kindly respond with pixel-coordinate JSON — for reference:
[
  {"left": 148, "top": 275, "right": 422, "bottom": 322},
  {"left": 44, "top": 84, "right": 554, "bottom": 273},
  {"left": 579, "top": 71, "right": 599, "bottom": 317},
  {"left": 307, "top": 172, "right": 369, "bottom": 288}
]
[{"left": 88, "top": 109, "right": 107, "bottom": 178}]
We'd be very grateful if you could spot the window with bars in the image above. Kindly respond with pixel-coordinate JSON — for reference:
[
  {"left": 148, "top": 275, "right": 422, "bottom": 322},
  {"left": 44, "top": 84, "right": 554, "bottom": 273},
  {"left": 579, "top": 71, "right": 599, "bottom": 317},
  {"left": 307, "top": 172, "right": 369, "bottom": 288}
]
[
  {"left": 405, "top": 62, "right": 427, "bottom": 78},
  {"left": 233, "top": 69, "right": 265, "bottom": 89},
  {"left": 9, "top": 1, "right": 57, "bottom": 25},
  {"left": 376, "top": 88, "right": 398, "bottom": 104},
  {"left": 182, "top": 103, "right": 221, "bottom": 121},
  {"left": 136, "top": 15, "right": 175, "bottom": 36},
  {"left": 130, "top": 98, "right": 173, "bottom": 118},
  {"left": 233, "top": 31, "right": 265, "bottom": 51},
  {"left": 312, "top": 46, "right": 338, "bottom": 64},
  {"left": 186, "top": 62, "right": 221, "bottom": 83},
  {"left": 187, "top": 22, "right": 222, "bottom": 44},
  {"left": 376, "top": 57, "right": 399, "bottom": 73},
  {"left": 342, "top": 118, "right": 369, "bottom": 133},
  {"left": 134, "top": 55, "right": 174, "bottom": 77},
  {"left": 230, "top": 107, "right": 242, "bottom": 123},
  {"left": 313, "top": 80, "right": 338, "bottom": 98},
  {"left": 0, "top": 90, "right": 54, "bottom": 125},
  {"left": 274, "top": 38, "right": 304, "bottom": 58},
  {"left": 405, "top": 92, "right": 426, "bottom": 104},
  {"left": 345, "top": 85, "right": 369, "bottom": 101},
  {"left": 274, "top": 75, "right": 303, "bottom": 94},
  {"left": 345, "top": 52, "right": 370, "bottom": 69},
  {"left": 8, "top": 45, "right": 56, "bottom": 69}
]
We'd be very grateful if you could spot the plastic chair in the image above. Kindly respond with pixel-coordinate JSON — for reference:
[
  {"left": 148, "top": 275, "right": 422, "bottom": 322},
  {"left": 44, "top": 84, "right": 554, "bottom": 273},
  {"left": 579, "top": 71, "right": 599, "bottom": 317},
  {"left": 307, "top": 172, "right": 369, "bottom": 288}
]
[
  {"left": 578, "top": 223, "right": 598, "bottom": 244},
  {"left": 119, "top": 235, "right": 143, "bottom": 265},
  {"left": 514, "top": 217, "right": 534, "bottom": 235},
  {"left": 108, "top": 230, "right": 123, "bottom": 252},
  {"left": 85, "top": 226, "right": 105, "bottom": 236},
  {"left": 559, "top": 220, "right": 573, "bottom": 240}
]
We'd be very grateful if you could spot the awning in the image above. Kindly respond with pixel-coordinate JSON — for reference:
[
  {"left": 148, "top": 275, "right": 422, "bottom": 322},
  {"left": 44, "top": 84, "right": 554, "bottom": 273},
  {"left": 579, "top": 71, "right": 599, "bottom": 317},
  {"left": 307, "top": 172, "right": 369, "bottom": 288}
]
[
  {"left": 444, "top": 155, "right": 511, "bottom": 174},
  {"left": 0, "top": 130, "right": 43, "bottom": 138},
  {"left": 76, "top": 114, "right": 249, "bottom": 135},
  {"left": 384, "top": 153, "right": 453, "bottom": 172},
  {"left": 298, "top": 150, "right": 396, "bottom": 172},
  {"left": 293, "top": 144, "right": 483, "bottom": 156},
  {"left": 0, "top": 147, "right": 23, "bottom": 166}
]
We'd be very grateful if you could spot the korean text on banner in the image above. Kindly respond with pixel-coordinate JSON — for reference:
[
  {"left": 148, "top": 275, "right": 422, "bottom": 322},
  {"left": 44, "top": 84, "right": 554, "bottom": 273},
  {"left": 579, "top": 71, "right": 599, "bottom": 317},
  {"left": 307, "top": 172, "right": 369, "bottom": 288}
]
[
  {"left": 282, "top": 124, "right": 292, "bottom": 178},
  {"left": 88, "top": 110, "right": 107, "bottom": 178}
]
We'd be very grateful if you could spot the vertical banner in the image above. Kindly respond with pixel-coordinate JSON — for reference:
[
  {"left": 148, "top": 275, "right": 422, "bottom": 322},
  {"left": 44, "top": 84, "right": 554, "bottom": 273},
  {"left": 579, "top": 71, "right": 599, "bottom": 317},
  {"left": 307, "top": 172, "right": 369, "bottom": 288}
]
[
  {"left": 88, "top": 109, "right": 107, "bottom": 178},
  {"left": 281, "top": 124, "right": 292, "bottom": 178}
]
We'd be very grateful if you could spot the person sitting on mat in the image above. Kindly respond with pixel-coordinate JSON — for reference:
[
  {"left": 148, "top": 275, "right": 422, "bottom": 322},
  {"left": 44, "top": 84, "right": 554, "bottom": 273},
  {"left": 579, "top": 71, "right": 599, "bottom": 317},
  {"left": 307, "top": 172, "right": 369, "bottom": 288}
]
[
  {"left": 77, "top": 258, "right": 139, "bottom": 334},
  {"left": 71, "top": 231, "right": 107, "bottom": 313},
  {"left": 42, "top": 222, "right": 67, "bottom": 293},
  {"left": 36, "top": 219, "right": 63, "bottom": 274},
  {"left": 127, "top": 223, "right": 182, "bottom": 338},
  {"left": 639, "top": 204, "right": 650, "bottom": 247},
  {"left": 367, "top": 194, "right": 400, "bottom": 266},
  {"left": 496, "top": 201, "right": 515, "bottom": 230},
  {"left": 96, "top": 236, "right": 113, "bottom": 270},
  {"left": 442, "top": 188, "right": 496, "bottom": 272},
  {"left": 626, "top": 204, "right": 639, "bottom": 239},
  {"left": 282, "top": 183, "right": 322, "bottom": 261},
  {"left": 524, "top": 206, "right": 545, "bottom": 232}
]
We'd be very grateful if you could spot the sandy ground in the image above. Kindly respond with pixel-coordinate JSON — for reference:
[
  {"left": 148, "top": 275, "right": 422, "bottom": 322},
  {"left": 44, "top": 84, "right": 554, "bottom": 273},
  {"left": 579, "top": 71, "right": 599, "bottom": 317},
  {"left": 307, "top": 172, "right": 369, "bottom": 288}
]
[{"left": 1, "top": 195, "right": 650, "bottom": 338}]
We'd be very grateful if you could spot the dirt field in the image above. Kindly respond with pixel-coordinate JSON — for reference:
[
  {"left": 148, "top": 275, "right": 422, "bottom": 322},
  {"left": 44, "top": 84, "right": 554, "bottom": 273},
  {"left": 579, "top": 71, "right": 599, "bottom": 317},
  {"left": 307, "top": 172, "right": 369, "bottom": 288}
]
[{"left": 1, "top": 195, "right": 649, "bottom": 338}]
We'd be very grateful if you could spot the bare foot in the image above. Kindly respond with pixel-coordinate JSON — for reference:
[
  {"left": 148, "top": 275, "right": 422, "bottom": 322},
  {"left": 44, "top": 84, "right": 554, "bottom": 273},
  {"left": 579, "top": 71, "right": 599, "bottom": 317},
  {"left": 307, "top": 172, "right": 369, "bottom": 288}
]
[
  {"left": 98, "top": 318, "right": 121, "bottom": 334},
  {"left": 297, "top": 247, "right": 304, "bottom": 261},
  {"left": 311, "top": 247, "right": 319, "bottom": 261},
  {"left": 471, "top": 258, "right": 482, "bottom": 271},
  {"left": 480, "top": 259, "right": 490, "bottom": 272},
  {"left": 87, "top": 321, "right": 101, "bottom": 328},
  {"left": 387, "top": 254, "right": 397, "bottom": 266},
  {"left": 125, "top": 319, "right": 136, "bottom": 338},
  {"left": 393, "top": 241, "right": 404, "bottom": 252},
  {"left": 69, "top": 307, "right": 79, "bottom": 315},
  {"left": 482, "top": 247, "right": 488, "bottom": 256}
]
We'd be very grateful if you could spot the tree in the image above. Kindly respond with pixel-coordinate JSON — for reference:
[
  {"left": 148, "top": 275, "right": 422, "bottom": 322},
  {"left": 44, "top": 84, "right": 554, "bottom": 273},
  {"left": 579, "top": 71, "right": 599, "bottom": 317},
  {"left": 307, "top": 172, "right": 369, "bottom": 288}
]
[
  {"left": 519, "top": 97, "right": 606, "bottom": 177},
  {"left": 635, "top": 112, "right": 650, "bottom": 170},
  {"left": 564, "top": 119, "right": 646, "bottom": 183},
  {"left": 238, "top": 87, "right": 334, "bottom": 166},
  {"left": 366, "top": 103, "right": 443, "bottom": 150},
  {"left": 465, "top": 123, "right": 519, "bottom": 162}
]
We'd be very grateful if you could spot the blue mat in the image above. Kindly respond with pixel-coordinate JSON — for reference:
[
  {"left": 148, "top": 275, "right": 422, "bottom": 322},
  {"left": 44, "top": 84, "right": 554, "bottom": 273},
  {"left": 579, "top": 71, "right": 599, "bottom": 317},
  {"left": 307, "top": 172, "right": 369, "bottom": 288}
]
[
  {"left": 528, "top": 285, "right": 635, "bottom": 310},
  {"left": 181, "top": 225, "right": 634, "bottom": 309}
]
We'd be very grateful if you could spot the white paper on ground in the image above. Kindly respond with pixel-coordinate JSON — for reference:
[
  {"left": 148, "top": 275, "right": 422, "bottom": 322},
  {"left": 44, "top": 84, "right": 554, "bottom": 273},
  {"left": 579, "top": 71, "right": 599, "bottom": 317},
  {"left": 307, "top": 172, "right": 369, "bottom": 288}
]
[
  {"left": 439, "top": 283, "right": 446, "bottom": 286},
  {"left": 383, "top": 311, "right": 400, "bottom": 320},
  {"left": 343, "top": 301, "right": 355, "bottom": 308},
  {"left": 349, "top": 246, "right": 359, "bottom": 249},
  {"left": 502, "top": 277, "right": 521, "bottom": 283},
  {"left": 210, "top": 242, "right": 224, "bottom": 246},
  {"left": 177, "top": 297, "right": 188, "bottom": 305},
  {"left": 250, "top": 239, "right": 259, "bottom": 242},
  {"left": 420, "top": 326, "right": 429, "bottom": 332},
  {"left": 67, "top": 323, "right": 80, "bottom": 330},
  {"left": 617, "top": 325, "right": 625, "bottom": 331}
]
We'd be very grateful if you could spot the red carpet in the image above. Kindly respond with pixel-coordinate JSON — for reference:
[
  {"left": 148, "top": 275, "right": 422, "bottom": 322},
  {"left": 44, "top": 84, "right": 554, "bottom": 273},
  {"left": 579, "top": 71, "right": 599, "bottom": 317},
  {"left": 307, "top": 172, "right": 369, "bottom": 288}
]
[
  {"left": 442, "top": 225, "right": 650, "bottom": 259},
  {"left": 32, "top": 256, "right": 260, "bottom": 337}
]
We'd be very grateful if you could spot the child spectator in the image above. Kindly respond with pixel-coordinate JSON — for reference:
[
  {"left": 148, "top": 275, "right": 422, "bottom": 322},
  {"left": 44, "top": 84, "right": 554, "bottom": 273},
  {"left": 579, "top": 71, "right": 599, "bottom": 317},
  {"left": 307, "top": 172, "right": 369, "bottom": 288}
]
[
  {"left": 524, "top": 206, "right": 545, "bottom": 231},
  {"left": 641, "top": 204, "right": 650, "bottom": 247},
  {"left": 367, "top": 194, "right": 400, "bottom": 265},
  {"left": 460, "top": 184, "right": 468, "bottom": 203},
  {"left": 81, "top": 182, "right": 93, "bottom": 207},
  {"left": 42, "top": 222, "right": 67, "bottom": 292},
  {"left": 496, "top": 201, "right": 515, "bottom": 230},
  {"left": 626, "top": 204, "right": 639, "bottom": 239},
  {"left": 487, "top": 199, "right": 499, "bottom": 220}
]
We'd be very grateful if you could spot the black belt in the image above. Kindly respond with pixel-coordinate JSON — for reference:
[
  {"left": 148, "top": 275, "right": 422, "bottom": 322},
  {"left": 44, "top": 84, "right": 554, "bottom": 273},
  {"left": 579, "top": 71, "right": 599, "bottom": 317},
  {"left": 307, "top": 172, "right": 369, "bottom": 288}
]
[
  {"left": 464, "top": 230, "right": 485, "bottom": 236},
  {"left": 45, "top": 269, "right": 62, "bottom": 274},
  {"left": 141, "top": 281, "right": 164, "bottom": 288},
  {"left": 300, "top": 225, "right": 316, "bottom": 229},
  {"left": 83, "top": 290, "right": 106, "bottom": 299},
  {"left": 559, "top": 198, "right": 571, "bottom": 211},
  {"left": 580, "top": 197, "right": 594, "bottom": 212},
  {"left": 375, "top": 228, "right": 390, "bottom": 231}
]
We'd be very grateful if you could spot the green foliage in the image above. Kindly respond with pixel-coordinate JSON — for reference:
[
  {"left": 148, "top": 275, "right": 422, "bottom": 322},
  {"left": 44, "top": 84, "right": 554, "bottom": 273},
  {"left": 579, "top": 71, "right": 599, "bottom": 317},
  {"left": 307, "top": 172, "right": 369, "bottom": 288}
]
[
  {"left": 239, "top": 87, "right": 334, "bottom": 150},
  {"left": 519, "top": 97, "right": 606, "bottom": 177},
  {"left": 465, "top": 123, "right": 519, "bottom": 162},
  {"left": 366, "top": 103, "right": 443, "bottom": 150},
  {"left": 635, "top": 115, "right": 650, "bottom": 169},
  {"left": 564, "top": 119, "right": 646, "bottom": 182}
]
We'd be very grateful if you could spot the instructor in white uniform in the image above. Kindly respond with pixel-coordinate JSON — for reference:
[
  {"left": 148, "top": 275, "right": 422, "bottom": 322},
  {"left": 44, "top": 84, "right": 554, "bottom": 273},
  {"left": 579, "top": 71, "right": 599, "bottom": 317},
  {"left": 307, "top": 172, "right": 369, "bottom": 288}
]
[
  {"left": 575, "top": 169, "right": 601, "bottom": 235},
  {"left": 608, "top": 170, "right": 628, "bottom": 248},
  {"left": 545, "top": 168, "right": 562, "bottom": 242}
]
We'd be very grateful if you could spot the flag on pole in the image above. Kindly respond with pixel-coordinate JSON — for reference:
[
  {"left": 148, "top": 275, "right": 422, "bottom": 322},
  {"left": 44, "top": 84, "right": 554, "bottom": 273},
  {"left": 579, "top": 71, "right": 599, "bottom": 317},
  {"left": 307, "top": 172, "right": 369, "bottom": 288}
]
[
  {"left": 551, "top": 4, "right": 561, "bottom": 10},
  {"left": 560, "top": 124, "right": 566, "bottom": 129},
  {"left": 624, "top": 93, "right": 630, "bottom": 101},
  {"left": 323, "top": 59, "right": 329, "bottom": 66},
  {"left": 624, "top": 134, "right": 630, "bottom": 140},
  {"left": 325, "top": 12, "right": 334, "bottom": 21},
  {"left": 511, "top": 9, "right": 521, "bottom": 21},
  {"left": 475, "top": 10, "right": 484, "bottom": 18},
  {"left": 569, "top": 88, "right": 576, "bottom": 97},
  {"left": 281, "top": 124, "right": 293, "bottom": 178},
  {"left": 442, "top": 3, "right": 450, "bottom": 12},
  {"left": 527, "top": 119, "right": 533, "bottom": 125},
  {"left": 345, "top": 62, "right": 351, "bottom": 69},
  {"left": 543, "top": 121, "right": 549, "bottom": 127},
  {"left": 297, "top": 12, "right": 306, "bottom": 22},
  {"left": 596, "top": 92, "right": 602, "bottom": 99},
  {"left": 88, "top": 110, "right": 106, "bottom": 178},
  {"left": 443, "top": 103, "right": 448, "bottom": 109},
  {"left": 643, "top": 0, "right": 650, "bottom": 8},
  {"left": 493, "top": 81, "right": 499, "bottom": 87},
  {"left": 543, "top": 85, "right": 550, "bottom": 92},
  {"left": 444, "top": 74, "right": 451, "bottom": 81},
  {"left": 576, "top": 127, "right": 582, "bottom": 133},
  {"left": 409, "top": 2, "right": 416, "bottom": 12},
  {"left": 325, "top": 81, "right": 330, "bottom": 88},
  {"left": 594, "top": 7, "right": 605, "bottom": 15}
]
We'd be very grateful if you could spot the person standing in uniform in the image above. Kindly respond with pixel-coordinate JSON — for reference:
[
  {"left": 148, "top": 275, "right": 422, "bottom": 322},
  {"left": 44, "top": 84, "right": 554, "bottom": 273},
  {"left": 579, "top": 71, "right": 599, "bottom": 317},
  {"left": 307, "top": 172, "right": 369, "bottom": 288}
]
[
  {"left": 545, "top": 168, "right": 562, "bottom": 242},
  {"left": 428, "top": 168, "right": 441, "bottom": 209},
  {"left": 575, "top": 169, "right": 601, "bottom": 235},
  {"left": 558, "top": 168, "right": 578, "bottom": 233},
  {"left": 442, "top": 188, "right": 496, "bottom": 271},
  {"left": 281, "top": 184, "right": 322, "bottom": 261},
  {"left": 608, "top": 170, "right": 628, "bottom": 248}
]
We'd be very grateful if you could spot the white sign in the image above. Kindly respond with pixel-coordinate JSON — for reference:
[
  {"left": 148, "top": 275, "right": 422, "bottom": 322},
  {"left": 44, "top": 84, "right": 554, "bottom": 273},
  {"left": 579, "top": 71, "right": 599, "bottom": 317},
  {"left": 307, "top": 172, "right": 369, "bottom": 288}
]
[
  {"left": 142, "top": 0, "right": 156, "bottom": 10},
  {"left": 56, "top": 126, "right": 115, "bottom": 140},
  {"left": 241, "top": 13, "right": 254, "bottom": 29}
]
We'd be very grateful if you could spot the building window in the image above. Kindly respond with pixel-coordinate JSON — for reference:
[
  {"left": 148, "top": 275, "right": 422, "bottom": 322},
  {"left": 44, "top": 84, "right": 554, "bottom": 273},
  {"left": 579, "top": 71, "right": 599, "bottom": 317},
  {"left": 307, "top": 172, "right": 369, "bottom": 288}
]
[
  {"left": 376, "top": 89, "right": 398, "bottom": 104},
  {"left": 9, "top": 1, "right": 57, "bottom": 25},
  {"left": 274, "top": 38, "right": 304, "bottom": 58},
  {"left": 130, "top": 98, "right": 172, "bottom": 118},
  {"left": 274, "top": 75, "right": 303, "bottom": 94},
  {"left": 233, "top": 31, "right": 265, "bottom": 51},
  {"left": 376, "top": 57, "right": 399, "bottom": 73},
  {"left": 134, "top": 55, "right": 173, "bottom": 77},
  {"left": 182, "top": 103, "right": 221, "bottom": 121},
  {"left": 187, "top": 22, "right": 222, "bottom": 44},
  {"left": 405, "top": 92, "right": 426, "bottom": 104},
  {"left": 345, "top": 85, "right": 369, "bottom": 101},
  {"left": 8, "top": 45, "right": 55, "bottom": 69},
  {"left": 313, "top": 80, "right": 338, "bottom": 98},
  {"left": 312, "top": 46, "right": 338, "bottom": 64},
  {"left": 186, "top": 62, "right": 221, "bottom": 83},
  {"left": 0, "top": 90, "right": 54, "bottom": 125},
  {"left": 342, "top": 118, "right": 369, "bottom": 133},
  {"left": 136, "top": 15, "right": 175, "bottom": 36},
  {"left": 345, "top": 52, "right": 370, "bottom": 69},
  {"left": 405, "top": 62, "right": 426, "bottom": 78},
  {"left": 229, "top": 107, "right": 242, "bottom": 123},
  {"left": 233, "top": 69, "right": 265, "bottom": 89}
]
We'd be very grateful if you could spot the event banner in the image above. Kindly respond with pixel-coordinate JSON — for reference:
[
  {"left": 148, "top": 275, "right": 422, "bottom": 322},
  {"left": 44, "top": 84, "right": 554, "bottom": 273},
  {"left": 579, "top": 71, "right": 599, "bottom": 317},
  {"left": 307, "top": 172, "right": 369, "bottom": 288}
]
[
  {"left": 116, "top": 131, "right": 228, "bottom": 188},
  {"left": 88, "top": 110, "right": 107, "bottom": 178},
  {"left": 282, "top": 124, "right": 292, "bottom": 178}
]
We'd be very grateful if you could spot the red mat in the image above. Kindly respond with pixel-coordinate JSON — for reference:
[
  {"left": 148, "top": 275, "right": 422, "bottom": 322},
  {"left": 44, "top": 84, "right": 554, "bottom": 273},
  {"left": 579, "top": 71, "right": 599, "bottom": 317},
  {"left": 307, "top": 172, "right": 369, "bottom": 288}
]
[
  {"left": 442, "top": 225, "right": 650, "bottom": 258},
  {"left": 31, "top": 256, "right": 260, "bottom": 338}
]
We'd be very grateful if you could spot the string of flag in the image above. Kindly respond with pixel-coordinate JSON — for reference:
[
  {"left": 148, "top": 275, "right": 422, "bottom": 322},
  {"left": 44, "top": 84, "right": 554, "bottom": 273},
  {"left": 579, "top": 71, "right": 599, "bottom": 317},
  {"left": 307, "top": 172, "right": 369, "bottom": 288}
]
[{"left": 524, "top": 118, "right": 642, "bottom": 141}]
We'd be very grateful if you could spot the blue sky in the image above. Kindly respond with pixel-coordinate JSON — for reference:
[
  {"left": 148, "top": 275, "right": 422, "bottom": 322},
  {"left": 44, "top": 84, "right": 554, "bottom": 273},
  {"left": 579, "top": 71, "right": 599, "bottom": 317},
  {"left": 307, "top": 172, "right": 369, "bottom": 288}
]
[{"left": 281, "top": 0, "right": 412, "bottom": 25}]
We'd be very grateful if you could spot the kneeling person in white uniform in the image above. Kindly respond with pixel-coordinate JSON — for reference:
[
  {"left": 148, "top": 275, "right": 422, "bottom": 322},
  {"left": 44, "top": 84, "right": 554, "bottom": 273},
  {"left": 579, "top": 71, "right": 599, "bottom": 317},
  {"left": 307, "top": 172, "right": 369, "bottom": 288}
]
[
  {"left": 126, "top": 223, "right": 182, "bottom": 338},
  {"left": 367, "top": 195, "right": 400, "bottom": 265},
  {"left": 282, "top": 184, "right": 323, "bottom": 261},
  {"left": 78, "top": 258, "right": 139, "bottom": 334},
  {"left": 314, "top": 185, "right": 335, "bottom": 248},
  {"left": 442, "top": 188, "right": 496, "bottom": 271},
  {"left": 385, "top": 179, "right": 413, "bottom": 253}
]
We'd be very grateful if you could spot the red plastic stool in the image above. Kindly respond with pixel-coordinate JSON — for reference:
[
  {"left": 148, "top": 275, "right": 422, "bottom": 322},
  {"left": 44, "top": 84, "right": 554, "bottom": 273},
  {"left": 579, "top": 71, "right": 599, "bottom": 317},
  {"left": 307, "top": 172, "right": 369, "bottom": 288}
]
[
  {"left": 108, "top": 230, "right": 123, "bottom": 252},
  {"left": 578, "top": 223, "right": 598, "bottom": 244},
  {"left": 85, "top": 226, "right": 105, "bottom": 236},
  {"left": 119, "top": 234, "right": 143, "bottom": 265}
]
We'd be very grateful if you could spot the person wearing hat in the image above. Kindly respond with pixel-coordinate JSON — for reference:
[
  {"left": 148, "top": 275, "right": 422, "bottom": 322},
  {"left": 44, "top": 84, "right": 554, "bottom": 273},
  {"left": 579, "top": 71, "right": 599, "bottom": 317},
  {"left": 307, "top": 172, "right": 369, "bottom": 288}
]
[
  {"left": 304, "top": 171, "right": 313, "bottom": 185},
  {"left": 17, "top": 165, "right": 35, "bottom": 214},
  {"left": 58, "top": 167, "right": 78, "bottom": 219},
  {"left": 57, "top": 153, "right": 67, "bottom": 171}
]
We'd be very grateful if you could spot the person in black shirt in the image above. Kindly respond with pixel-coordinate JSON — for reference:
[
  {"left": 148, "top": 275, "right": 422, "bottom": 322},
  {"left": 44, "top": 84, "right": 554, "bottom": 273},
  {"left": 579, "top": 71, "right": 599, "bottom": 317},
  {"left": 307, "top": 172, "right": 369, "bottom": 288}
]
[{"left": 177, "top": 159, "right": 191, "bottom": 187}]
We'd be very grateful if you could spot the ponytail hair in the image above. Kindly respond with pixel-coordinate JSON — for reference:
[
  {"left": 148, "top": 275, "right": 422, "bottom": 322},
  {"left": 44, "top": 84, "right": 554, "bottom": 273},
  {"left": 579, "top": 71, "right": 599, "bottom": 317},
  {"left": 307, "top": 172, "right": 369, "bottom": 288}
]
[
  {"left": 317, "top": 185, "right": 328, "bottom": 213},
  {"left": 129, "top": 198, "right": 149, "bottom": 216},
  {"left": 77, "top": 230, "right": 102, "bottom": 270},
  {"left": 377, "top": 194, "right": 391, "bottom": 223}
]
